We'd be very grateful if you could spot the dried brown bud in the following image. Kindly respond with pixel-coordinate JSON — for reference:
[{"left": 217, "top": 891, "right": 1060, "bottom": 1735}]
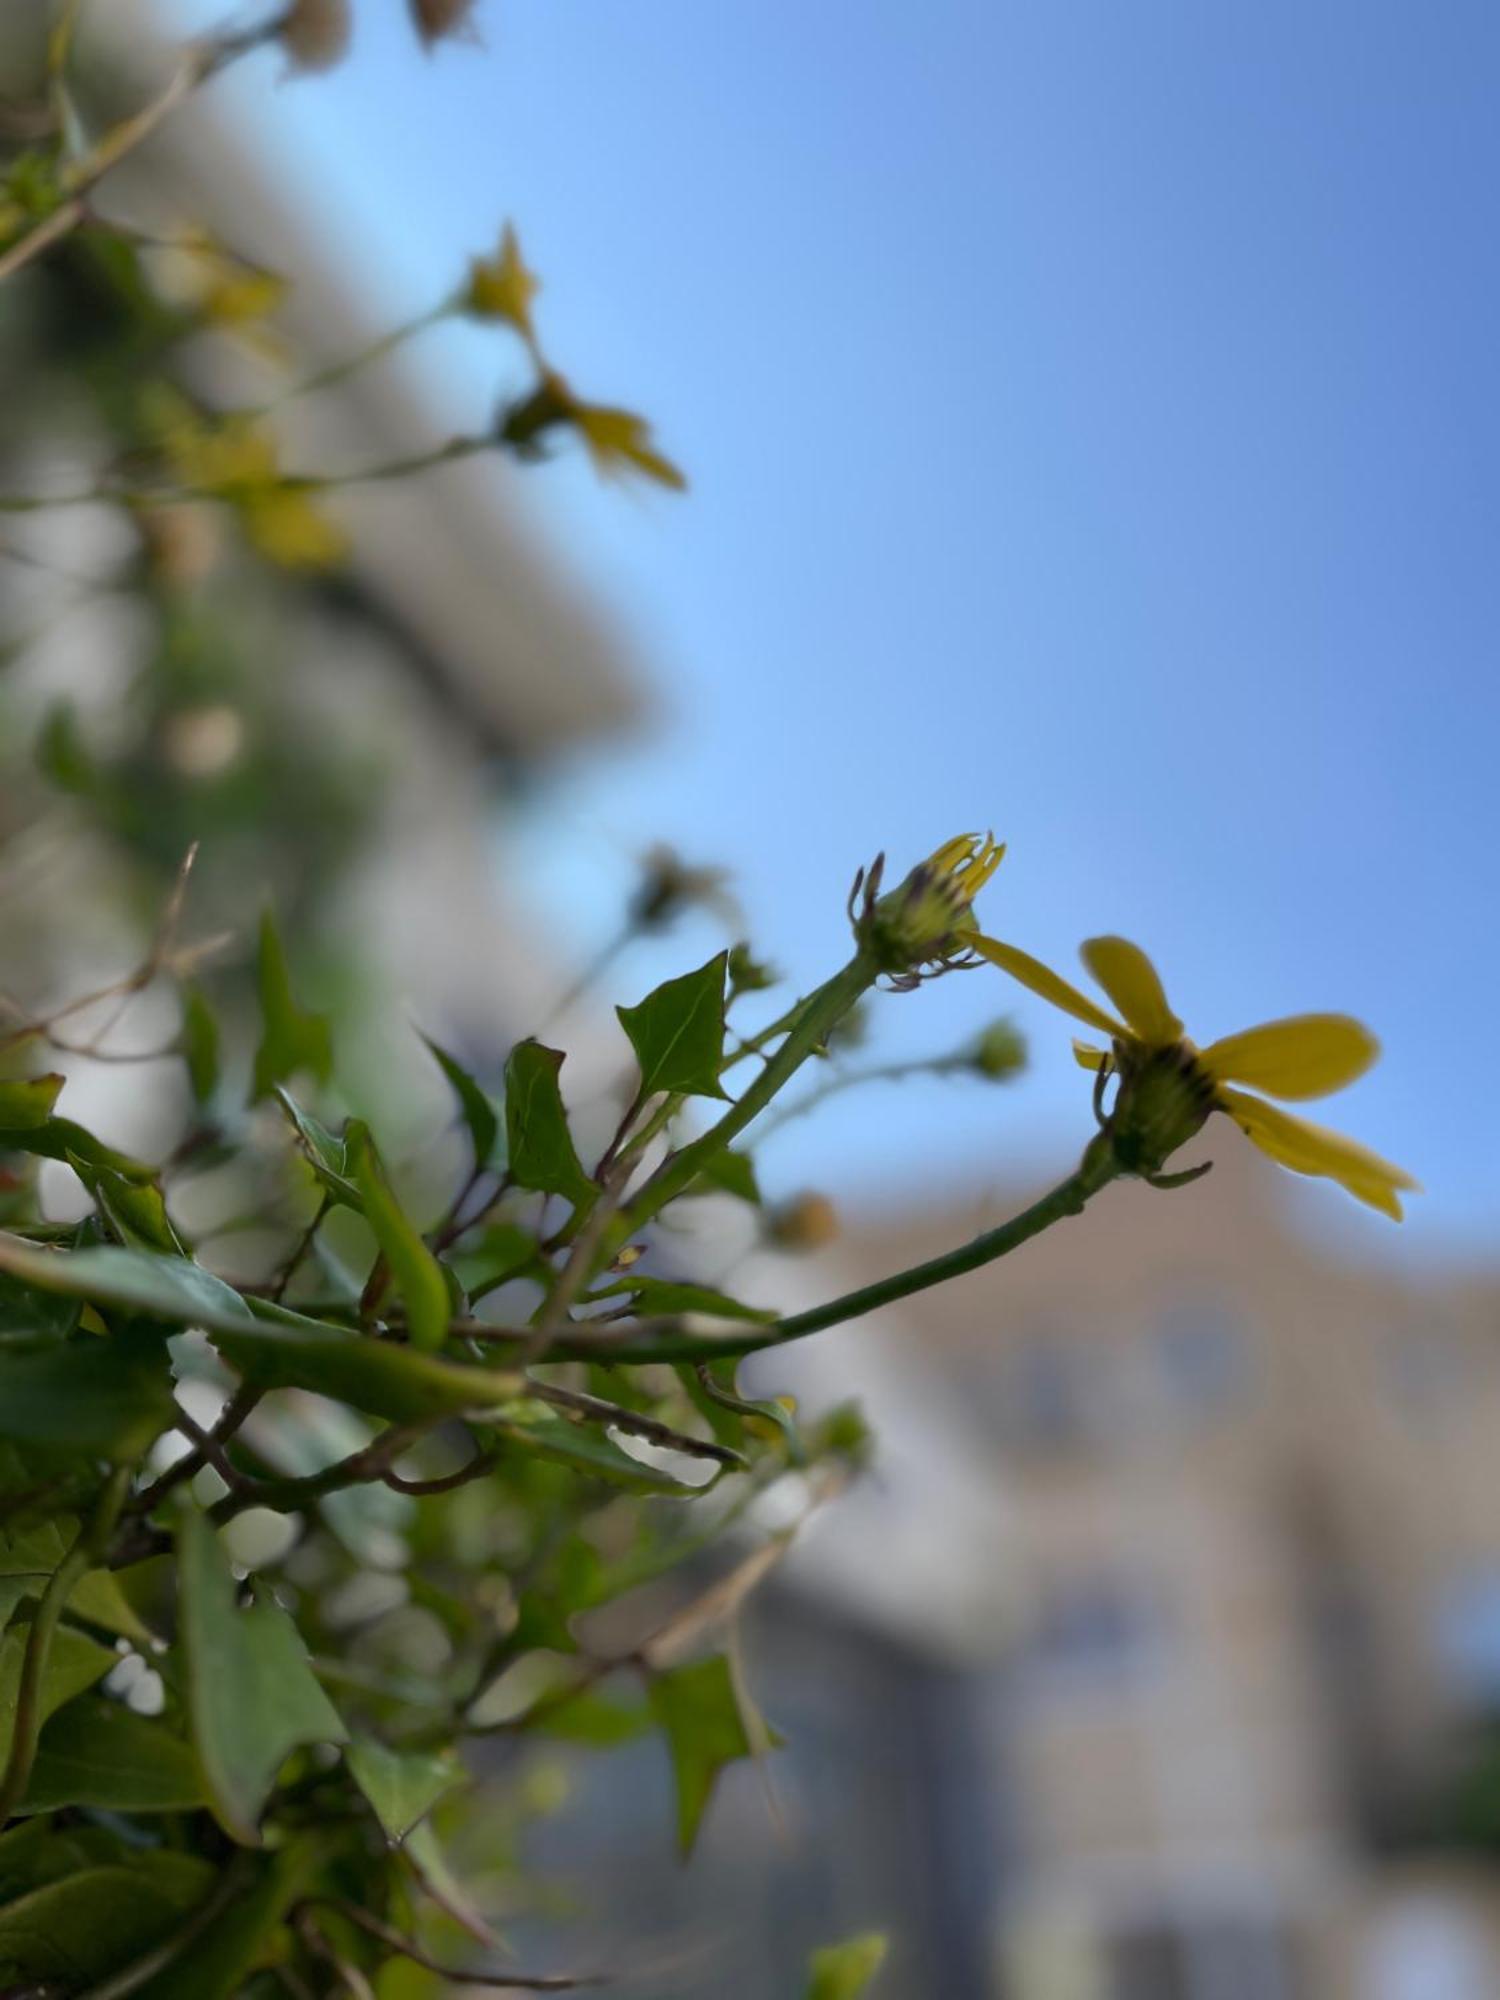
[
  {"left": 278, "top": 0, "right": 352, "bottom": 73},
  {"left": 409, "top": 0, "right": 483, "bottom": 48}
]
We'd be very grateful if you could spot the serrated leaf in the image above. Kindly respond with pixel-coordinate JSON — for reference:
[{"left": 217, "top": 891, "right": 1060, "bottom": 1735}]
[
  {"left": 348, "top": 1123, "right": 450, "bottom": 1352},
  {"left": 250, "top": 909, "right": 332, "bottom": 1102},
  {"left": 0, "top": 1329, "right": 175, "bottom": 1458},
  {"left": 0, "top": 1074, "right": 64, "bottom": 1131},
  {"left": 178, "top": 1509, "right": 347, "bottom": 1844},
  {"left": 805, "top": 1934, "right": 890, "bottom": 2000},
  {"left": 422, "top": 1034, "right": 500, "bottom": 1169},
  {"left": 648, "top": 1653, "right": 763, "bottom": 1855},
  {"left": 0, "top": 1621, "right": 114, "bottom": 1771},
  {"left": 617, "top": 952, "right": 730, "bottom": 1100},
  {"left": 492, "top": 1408, "right": 695, "bottom": 1495},
  {"left": 22, "top": 1697, "right": 205, "bottom": 1813},
  {"left": 0, "top": 1856, "right": 215, "bottom": 1984},
  {"left": 274, "top": 1087, "right": 362, "bottom": 1209},
  {"left": 504, "top": 1041, "right": 595, "bottom": 1209},
  {"left": 587, "top": 1275, "right": 773, "bottom": 1323},
  {"left": 179, "top": 984, "right": 220, "bottom": 1104},
  {"left": 347, "top": 1736, "right": 463, "bottom": 1842}
]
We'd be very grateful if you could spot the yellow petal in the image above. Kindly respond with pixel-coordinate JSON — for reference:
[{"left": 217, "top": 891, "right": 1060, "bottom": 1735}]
[
  {"left": 1079, "top": 936, "right": 1182, "bottom": 1044},
  {"left": 1072, "top": 1040, "right": 1107, "bottom": 1070},
  {"left": 1218, "top": 1087, "right": 1418, "bottom": 1220},
  {"left": 971, "top": 937, "right": 1125, "bottom": 1038},
  {"left": 1199, "top": 1013, "right": 1379, "bottom": 1101}
]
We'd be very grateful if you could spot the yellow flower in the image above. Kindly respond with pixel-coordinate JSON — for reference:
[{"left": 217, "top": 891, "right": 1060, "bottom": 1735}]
[
  {"left": 165, "top": 421, "right": 346, "bottom": 571},
  {"left": 852, "top": 832, "right": 1005, "bottom": 984},
  {"left": 465, "top": 224, "right": 540, "bottom": 346},
  {"left": 498, "top": 372, "right": 686, "bottom": 491},
  {"left": 973, "top": 933, "right": 1417, "bottom": 1219}
]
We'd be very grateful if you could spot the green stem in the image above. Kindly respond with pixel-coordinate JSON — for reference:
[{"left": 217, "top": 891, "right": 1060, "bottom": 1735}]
[
  {"left": 753, "top": 1052, "right": 969, "bottom": 1146},
  {"left": 576, "top": 1143, "right": 1120, "bottom": 1365},
  {"left": 0, "top": 1462, "right": 132, "bottom": 1823},
  {"left": 620, "top": 950, "right": 877, "bottom": 1234}
]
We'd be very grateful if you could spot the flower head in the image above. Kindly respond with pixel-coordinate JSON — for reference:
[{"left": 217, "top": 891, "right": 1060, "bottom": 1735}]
[
  {"left": 851, "top": 832, "right": 1005, "bottom": 986},
  {"left": 464, "top": 224, "right": 540, "bottom": 347},
  {"left": 974, "top": 933, "right": 1417, "bottom": 1218},
  {"left": 498, "top": 372, "right": 685, "bottom": 491}
]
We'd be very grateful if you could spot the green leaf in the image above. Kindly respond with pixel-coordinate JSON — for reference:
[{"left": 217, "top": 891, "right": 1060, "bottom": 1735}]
[
  {"left": 180, "top": 984, "right": 220, "bottom": 1104},
  {"left": 36, "top": 698, "right": 96, "bottom": 795},
  {"left": 347, "top": 1736, "right": 463, "bottom": 1842},
  {"left": 0, "top": 1236, "right": 520, "bottom": 1426},
  {"left": 617, "top": 952, "right": 731, "bottom": 1100},
  {"left": 0, "top": 1857, "right": 215, "bottom": 1985},
  {"left": 0, "top": 1074, "right": 63, "bottom": 1131},
  {"left": 533, "top": 1688, "right": 651, "bottom": 1748},
  {"left": 0, "top": 1330, "right": 175, "bottom": 1458},
  {"left": 804, "top": 1934, "right": 890, "bottom": 2000},
  {"left": 0, "top": 1269, "right": 79, "bottom": 1344},
  {"left": 0, "top": 1620, "right": 114, "bottom": 1770},
  {"left": 178, "top": 1509, "right": 347, "bottom": 1844},
  {"left": 493, "top": 1408, "right": 695, "bottom": 1495},
  {"left": 685, "top": 1146, "right": 762, "bottom": 1205},
  {"left": 587, "top": 1275, "right": 773, "bottom": 1323},
  {"left": 67, "top": 1154, "right": 182, "bottom": 1253},
  {"left": 22, "top": 1697, "right": 205, "bottom": 1812},
  {"left": 348, "top": 1123, "right": 450, "bottom": 1352},
  {"left": 422, "top": 1034, "right": 500, "bottom": 1169},
  {"left": 1, "top": 1513, "right": 156, "bottom": 1645},
  {"left": 648, "top": 1653, "right": 763, "bottom": 1855},
  {"left": 133, "top": 1840, "right": 323, "bottom": 2000},
  {"left": 504, "top": 1040, "right": 596, "bottom": 1209},
  {"left": 250, "top": 909, "right": 332, "bottom": 1102},
  {"left": 274, "top": 1087, "right": 362, "bottom": 1209},
  {"left": 0, "top": 1116, "right": 154, "bottom": 1180}
]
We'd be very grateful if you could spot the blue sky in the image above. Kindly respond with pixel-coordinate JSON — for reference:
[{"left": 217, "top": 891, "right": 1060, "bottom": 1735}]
[{"left": 166, "top": 0, "right": 1497, "bottom": 1258}]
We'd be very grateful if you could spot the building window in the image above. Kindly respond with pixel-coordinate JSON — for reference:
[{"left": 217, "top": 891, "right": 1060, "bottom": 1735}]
[{"left": 1028, "top": 1574, "right": 1163, "bottom": 1688}]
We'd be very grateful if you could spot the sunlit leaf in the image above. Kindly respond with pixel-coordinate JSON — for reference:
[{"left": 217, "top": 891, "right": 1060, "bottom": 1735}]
[
  {"left": 617, "top": 953, "right": 730, "bottom": 1101},
  {"left": 348, "top": 1123, "right": 450, "bottom": 1352},
  {"left": 274, "top": 1087, "right": 362, "bottom": 1209},
  {"left": 0, "top": 1621, "right": 114, "bottom": 1772},
  {"left": 504, "top": 1041, "right": 595, "bottom": 1210},
  {"left": 67, "top": 1154, "right": 181, "bottom": 1254},
  {"left": 347, "top": 1736, "right": 464, "bottom": 1843},
  {"left": 491, "top": 1408, "right": 695, "bottom": 1495},
  {"left": 0, "top": 1075, "right": 63, "bottom": 1131}
]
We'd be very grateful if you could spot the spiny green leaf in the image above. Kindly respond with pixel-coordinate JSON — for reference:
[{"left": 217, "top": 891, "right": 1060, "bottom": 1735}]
[
  {"left": 421, "top": 1034, "right": 501, "bottom": 1170},
  {"left": 347, "top": 1736, "right": 463, "bottom": 1842},
  {"left": 685, "top": 1146, "right": 762, "bottom": 1205},
  {"left": 250, "top": 909, "right": 332, "bottom": 1102},
  {"left": 178, "top": 1509, "right": 347, "bottom": 1845},
  {"left": 804, "top": 1934, "right": 890, "bottom": 2000},
  {"left": 504, "top": 1040, "right": 595, "bottom": 1209},
  {"left": 0, "top": 1074, "right": 64, "bottom": 1131},
  {"left": 22, "top": 1697, "right": 205, "bottom": 1813},
  {"left": 648, "top": 1653, "right": 766, "bottom": 1855},
  {"left": 617, "top": 952, "right": 731, "bottom": 1100},
  {"left": 348, "top": 1123, "right": 450, "bottom": 1352}
]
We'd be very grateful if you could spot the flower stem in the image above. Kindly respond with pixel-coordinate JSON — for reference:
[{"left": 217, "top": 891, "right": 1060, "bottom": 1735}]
[
  {"left": 577, "top": 1142, "right": 1121, "bottom": 1364},
  {"left": 619, "top": 949, "right": 878, "bottom": 1234}
]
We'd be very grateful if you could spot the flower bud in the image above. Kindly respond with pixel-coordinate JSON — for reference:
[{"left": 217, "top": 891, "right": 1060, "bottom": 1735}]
[
  {"left": 970, "top": 1019, "right": 1026, "bottom": 1081},
  {"left": 409, "top": 0, "right": 482, "bottom": 48},
  {"left": 279, "top": 0, "right": 352, "bottom": 72},
  {"left": 850, "top": 833, "right": 1004, "bottom": 985},
  {"left": 766, "top": 1192, "right": 839, "bottom": 1253},
  {"left": 1100, "top": 1041, "right": 1216, "bottom": 1178}
]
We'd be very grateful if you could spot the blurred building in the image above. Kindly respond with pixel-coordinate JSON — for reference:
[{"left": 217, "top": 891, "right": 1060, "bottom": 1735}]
[{"left": 827, "top": 1135, "right": 1500, "bottom": 2000}]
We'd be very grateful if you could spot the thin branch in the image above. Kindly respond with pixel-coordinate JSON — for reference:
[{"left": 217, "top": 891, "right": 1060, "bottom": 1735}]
[
  {"left": 304, "top": 1900, "right": 607, "bottom": 1991},
  {"left": 529, "top": 1380, "right": 745, "bottom": 1469}
]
